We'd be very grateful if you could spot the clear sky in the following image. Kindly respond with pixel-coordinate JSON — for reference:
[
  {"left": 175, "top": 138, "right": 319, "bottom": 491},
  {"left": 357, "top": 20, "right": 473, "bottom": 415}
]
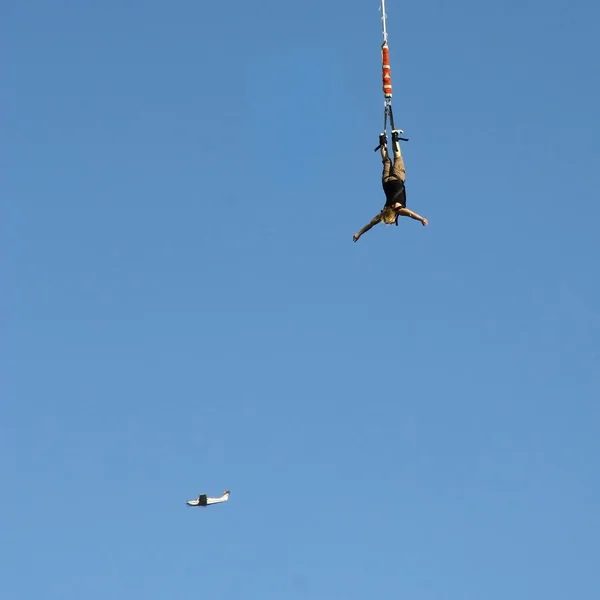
[{"left": 4, "top": 1, "right": 600, "bottom": 598}]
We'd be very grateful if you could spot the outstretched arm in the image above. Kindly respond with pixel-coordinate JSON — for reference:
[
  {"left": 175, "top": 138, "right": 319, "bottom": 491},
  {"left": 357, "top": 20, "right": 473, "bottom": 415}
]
[
  {"left": 397, "top": 207, "right": 428, "bottom": 226},
  {"left": 353, "top": 214, "right": 381, "bottom": 242}
]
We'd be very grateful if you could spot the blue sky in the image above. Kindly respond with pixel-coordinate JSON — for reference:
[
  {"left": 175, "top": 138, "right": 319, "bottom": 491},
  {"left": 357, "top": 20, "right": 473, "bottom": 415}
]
[{"left": 4, "top": 0, "right": 599, "bottom": 598}]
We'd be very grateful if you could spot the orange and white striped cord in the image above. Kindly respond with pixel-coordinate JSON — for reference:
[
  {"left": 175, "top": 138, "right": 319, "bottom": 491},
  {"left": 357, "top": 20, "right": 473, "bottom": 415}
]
[{"left": 382, "top": 43, "right": 392, "bottom": 98}]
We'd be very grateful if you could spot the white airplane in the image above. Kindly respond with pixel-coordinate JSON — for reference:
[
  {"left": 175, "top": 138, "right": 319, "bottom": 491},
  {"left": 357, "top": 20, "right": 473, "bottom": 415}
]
[{"left": 186, "top": 490, "right": 230, "bottom": 507}]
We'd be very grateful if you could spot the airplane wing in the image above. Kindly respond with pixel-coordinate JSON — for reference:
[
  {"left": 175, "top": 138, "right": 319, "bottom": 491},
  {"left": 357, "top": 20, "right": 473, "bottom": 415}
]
[{"left": 186, "top": 493, "right": 207, "bottom": 506}]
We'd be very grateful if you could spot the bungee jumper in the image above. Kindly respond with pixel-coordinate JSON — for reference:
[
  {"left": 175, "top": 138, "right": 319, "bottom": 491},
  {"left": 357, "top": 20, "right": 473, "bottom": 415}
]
[{"left": 353, "top": 0, "right": 428, "bottom": 243}]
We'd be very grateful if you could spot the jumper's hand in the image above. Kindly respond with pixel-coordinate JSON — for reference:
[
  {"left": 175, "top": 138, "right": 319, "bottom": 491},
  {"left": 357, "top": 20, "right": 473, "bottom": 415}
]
[
  {"left": 422, "top": 218, "right": 428, "bottom": 226},
  {"left": 353, "top": 233, "right": 360, "bottom": 242}
]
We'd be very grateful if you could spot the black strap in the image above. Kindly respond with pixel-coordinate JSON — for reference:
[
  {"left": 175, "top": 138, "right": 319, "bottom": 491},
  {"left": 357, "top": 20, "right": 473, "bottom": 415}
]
[
  {"left": 374, "top": 109, "right": 389, "bottom": 152},
  {"left": 387, "top": 103, "right": 395, "bottom": 131}
]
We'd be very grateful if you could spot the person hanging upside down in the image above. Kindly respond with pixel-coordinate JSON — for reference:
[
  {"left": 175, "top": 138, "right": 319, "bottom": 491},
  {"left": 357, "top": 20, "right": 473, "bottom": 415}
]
[{"left": 353, "top": 130, "right": 428, "bottom": 243}]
